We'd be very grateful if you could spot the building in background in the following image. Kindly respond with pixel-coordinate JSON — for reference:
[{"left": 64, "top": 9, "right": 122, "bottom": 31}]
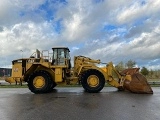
[{"left": 0, "top": 68, "right": 12, "bottom": 77}]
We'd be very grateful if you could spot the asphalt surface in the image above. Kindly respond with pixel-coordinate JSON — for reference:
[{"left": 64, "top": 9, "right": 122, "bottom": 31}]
[{"left": 0, "top": 87, "right": 159, "bottom": 120}]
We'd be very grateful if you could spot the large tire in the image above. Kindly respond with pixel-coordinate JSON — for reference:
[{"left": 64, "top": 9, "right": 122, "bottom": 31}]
[
  {"left": 27, "top": 70, "right": 52, "bottom": 94},
  {"left": 48, "top": 81, "right": 57, "bottom": 92},
  {"left": 80, "top": 69, "right": 105, "bottom": 93}
]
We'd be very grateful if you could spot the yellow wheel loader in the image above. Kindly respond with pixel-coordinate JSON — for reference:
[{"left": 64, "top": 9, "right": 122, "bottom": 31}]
[{"left": 5, "top": 47, "right": 153, "bottom": 94}]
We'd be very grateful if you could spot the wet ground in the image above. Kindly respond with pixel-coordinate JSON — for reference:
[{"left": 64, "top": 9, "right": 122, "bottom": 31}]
[{"left": 0, "top": 87, "right": 159, "bottom": 120}]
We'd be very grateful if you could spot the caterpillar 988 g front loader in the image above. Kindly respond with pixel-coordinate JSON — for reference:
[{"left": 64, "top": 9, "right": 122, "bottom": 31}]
[{"left": 6, "top": 47, "right": 153, "bottom": 94}]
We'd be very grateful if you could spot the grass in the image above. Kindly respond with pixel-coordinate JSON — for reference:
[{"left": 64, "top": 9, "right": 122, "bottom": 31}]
[
  {"left": 0, "top": 77, "right": 159, "bottom": 88},
  {"left": 0, "top": 83, "right": 159, "bottom": 88},
  {"left": 148, "top": 79, "right": 160, "bottom": 81},
  {"left": 0, "top": 84, "right": 28, "bottom": 88}
]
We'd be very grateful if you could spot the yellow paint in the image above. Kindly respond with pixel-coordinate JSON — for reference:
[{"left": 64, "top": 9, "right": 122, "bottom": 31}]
[
  {"left": 33, "top": 76, "right": 45, "bottom": 88},
  {"left": 55, "top": 68, "right": 63, "bottom": 82},
  {"left": 7, "top": 48, "right": 137, "bottom": 90},
  {"left": 87, "top": 75, "right": 99, "bottom": 87}
]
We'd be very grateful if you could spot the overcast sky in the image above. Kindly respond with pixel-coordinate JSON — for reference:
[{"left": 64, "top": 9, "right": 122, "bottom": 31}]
[{"left": 0, "top": 0, "right": 160, "bottom": 69}]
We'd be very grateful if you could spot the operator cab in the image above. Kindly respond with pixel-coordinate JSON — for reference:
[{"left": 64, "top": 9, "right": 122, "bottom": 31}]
[{"left": 52, "top": 47, "right": 71, "bottom": 68}]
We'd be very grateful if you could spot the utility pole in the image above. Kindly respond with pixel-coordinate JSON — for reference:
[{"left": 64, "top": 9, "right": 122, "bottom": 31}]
[{"left": 20, "top": 50, "right": 23, "bottom": 58}]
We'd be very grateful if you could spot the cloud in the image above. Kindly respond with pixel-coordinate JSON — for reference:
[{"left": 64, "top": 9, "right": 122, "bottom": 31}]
[
  {"left": 55, "top": 0, "right": 131, "bottom": 42},
  {"left": 0, "top": 0, "right": 19, "bottom": 26},
  {"left": 123, "top": 24, "right": 160, "bottom": 60},
  {"left": 0, "top": 0, "right": 46, "bottom": 26},
  {"left": 0, "top": 21, "right": 59, "bottom": 67},
  {"left": 71, "top": 22, "right": 160, "bottom": 68},
  {"left": 117, "top": 0, "right": 160, "bottom": 25},
  {"left": 0, "top": 0, "right": 160, "bottom": 70}
]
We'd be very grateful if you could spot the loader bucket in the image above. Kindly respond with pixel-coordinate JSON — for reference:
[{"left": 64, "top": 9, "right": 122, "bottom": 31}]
[{"left": 121, "top": 68, "right": 153, "bottom": 94}]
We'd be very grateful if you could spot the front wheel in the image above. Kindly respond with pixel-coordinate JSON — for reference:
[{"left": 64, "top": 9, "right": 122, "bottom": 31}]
[{"left": 80, "top": 69, "right": 105, "bottom": 93}]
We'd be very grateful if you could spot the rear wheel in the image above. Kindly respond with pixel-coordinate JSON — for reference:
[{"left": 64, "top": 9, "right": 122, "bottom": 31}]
[
  {"left": 80, "top": 69, "right": 105, "bottom": 93},
  {"left": 48, "top": 81, "right": 57, "bottom": 92},
  {"left": 28, "top": 70, "right": 52, "bottom": 94}
]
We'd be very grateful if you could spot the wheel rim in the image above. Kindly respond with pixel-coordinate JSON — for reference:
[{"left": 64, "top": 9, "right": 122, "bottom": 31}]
[
  {"left": 87, "top": 75, "right": 99, "bottom": 87},
  {"left": 33, "top": 76, "right": 45, "bottom": 88}
]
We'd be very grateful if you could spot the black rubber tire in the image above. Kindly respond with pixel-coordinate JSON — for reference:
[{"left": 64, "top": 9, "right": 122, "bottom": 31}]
[
  {"left": 48, "top": 81, "right": 57, "bottom": 92},
  {"left": 80, "top": 69, "right": 105, "bottom": 93},
  {"left": 27, "top": 70, "right": 52, "bottom": 94}
]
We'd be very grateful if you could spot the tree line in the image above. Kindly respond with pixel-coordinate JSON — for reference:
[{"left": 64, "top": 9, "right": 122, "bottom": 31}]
[{"left": 115, "top": 60, "right": 160, "bottom": 79}]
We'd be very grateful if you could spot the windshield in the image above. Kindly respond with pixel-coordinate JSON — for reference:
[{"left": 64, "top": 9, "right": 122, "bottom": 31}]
[{"left": 52, "top": 48, "right": 70, "bottom": 65}]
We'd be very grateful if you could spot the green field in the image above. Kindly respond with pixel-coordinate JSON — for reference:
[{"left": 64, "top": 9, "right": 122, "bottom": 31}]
[
  {"left": 0, "top": 83, "right": 159, "bottom": 88},
  {"left": 148, "top": 79, "right": 160, "bottom": 81},
  {"left": 0, "top": 77, "right": 159, "bottom": 88}
]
